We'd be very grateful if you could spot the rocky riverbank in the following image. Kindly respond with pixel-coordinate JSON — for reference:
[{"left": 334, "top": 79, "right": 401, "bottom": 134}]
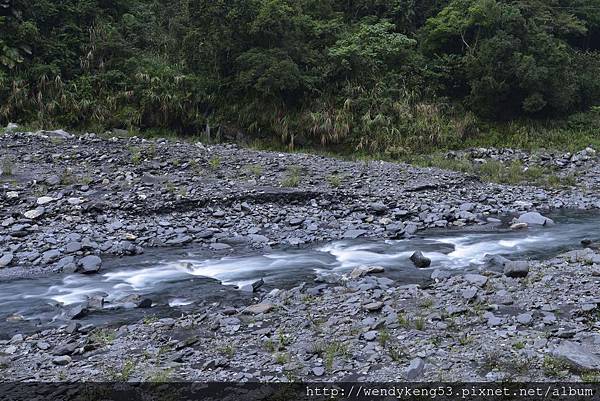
[
  {"left": 2, "top": 247, "right": 600, "bottom": 382},
  {"left": 2, "top": 128, "right": 600, "bottom": 278},
  {"left": 2, "top": 127, "right": 600, "bottom": 382}
]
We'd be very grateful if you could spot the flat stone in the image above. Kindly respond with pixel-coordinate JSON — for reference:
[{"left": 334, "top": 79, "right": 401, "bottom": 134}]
[
  {"left": 364, "top": 302, "right": 384, "bottom": 312},
  {"left": 36, "top": 196, "right": 55, "bottom": 205},
  {"left": 553, "top": 341, "right": 600, "bottom": 371},
  {"left": 464, "top": 274, "right": 488, "bottom": 287},
  {"left": 242, "top": 303, "right": 274, "bottom": 315},
  {"left": 343, "top": 229, "right": 367, "bottom": 239},
  {"left": 516, "top": 313, "right": 533, "bottom": 325},
  {"left": 23, "top": 207, "right": 45, "bottom": 219}
]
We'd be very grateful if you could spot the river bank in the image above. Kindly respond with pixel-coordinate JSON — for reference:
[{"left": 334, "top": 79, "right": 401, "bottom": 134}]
[
  {"left": 2, "top": 128, "right": 600, "bottom": 382},
  {"left": 2, "top": 129, "right": 600, "bottom": 279}
]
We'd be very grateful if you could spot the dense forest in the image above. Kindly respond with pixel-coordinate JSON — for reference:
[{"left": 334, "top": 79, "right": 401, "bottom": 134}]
[{"left": 1, "top": 0, "right": 600, "bottom": 154}]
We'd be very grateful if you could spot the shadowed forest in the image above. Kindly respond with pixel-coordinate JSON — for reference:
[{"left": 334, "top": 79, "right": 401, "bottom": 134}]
[{"left": 1, "top": 0, "right": 600, "bottom": 154}]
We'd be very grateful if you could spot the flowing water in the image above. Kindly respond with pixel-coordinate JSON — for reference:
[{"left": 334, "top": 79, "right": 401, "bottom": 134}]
[{"left": 1, "top": 211, "right": 599, "bottom": 337}]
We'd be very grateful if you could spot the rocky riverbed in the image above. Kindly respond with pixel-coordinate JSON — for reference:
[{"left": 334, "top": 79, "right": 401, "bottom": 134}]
[{"left": 2, "top": 128, "right": 600, "bottom": 382}]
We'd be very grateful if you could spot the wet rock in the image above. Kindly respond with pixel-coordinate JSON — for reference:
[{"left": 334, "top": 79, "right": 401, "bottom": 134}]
[
  {"left": 410, "top": 251, "right": 431, "bottom": 268},
  {"left": 67, "top": 304, "right": 89, "bottom": 320},
  {"left": 76, "top": 255, "right": 102, "bottom": 274},
  {"left": 137, "top": 298, "right": 153, "bottom": 308},
  {"left": 239, "top": 279, "right": 264, "bottom": 293}
]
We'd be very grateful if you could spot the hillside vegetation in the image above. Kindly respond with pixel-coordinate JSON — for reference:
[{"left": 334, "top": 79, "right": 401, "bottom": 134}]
[{"left": 1, "top": 0, "right": 600, "bottom": 154}]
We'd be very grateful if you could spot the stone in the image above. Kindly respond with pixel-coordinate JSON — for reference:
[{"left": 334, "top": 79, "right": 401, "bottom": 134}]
[
  {"left": 510, "top": 223, "right": 528, "bottom": 230},
  {"left": 410, "top": 251, "right": 431, "bottom": 268},
  {"left": 517, "top": 212, "right": 554, "bottom": 226},
  {"left": 239, "top": 278, "right": 264, "bottom": 293},
  {"left": 36, "top": 196, "right": 55, "bottom": 205},
  {"left": 552, "top": 341, "right": 600, "bottom": 371},
  {"left": 41, "top": 249, "right": 62, "bottom": 264},
  {"left": 36, "top": 341, "right": 50, "bottom": 351},
  {"left": 312, "top": 366, "right": 325, "bottom": 377},
  {"left": 350, "top": 266, "right": 385, "bottom": 279},
  {"left": 52, "top": 356, "right": 72, "bottom": 366},
  {"left": 503, "top": 261, "right": 529, "bottom": 278},
  {"left": 464, "top": 274, "right": 488, "bottom": 287},
  {"left": 67, "top": 304, "right": 88, "bottom": 320},
  {"left": 65, "top": 242, "right": 82, "bottom": 254},
  {"left": 0, "top": 253, "right": 14, "bottom": 268},
  {"left": 363, "top": 331, "right": 377, "bottom": 341},
  {"left": 343, "top": 229, "right": 367, "bottom": 239},
  {"left": 516, "top": 313, "right": 533, "bottom": 325},
  {"left": 406, "top": 358, "right": 425, "bottom": 380},
  {"left": 210, "top": 243, "right": 231, "bottom": 251},
  {"left": 363, "top": 302, "right": 384, "bottom": 312},
  {"left": 23, "top": 207, "right": 45, "bottom": 219},
  {"left": 77, "top": 255, "right": 102, "bottom": 274},
  {"left": 137, "top": 298, "right": 153, "bottom": 308},
  {"left": 368, "top": 202, "right": 388, "bottom": 214},
  {"left": 461, "top": 287, "right": 478, "bottom": 300},
  {"left": 242, "top": 303, "right": 274, "bottom": 315}
]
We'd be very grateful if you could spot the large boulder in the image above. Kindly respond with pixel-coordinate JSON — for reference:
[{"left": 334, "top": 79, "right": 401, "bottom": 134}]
[
  {"left": 517, "top": 212, "right": 554, "bottom": 226},
  {"left": 552, "top": 341, "right": 600, "bottom": 371},
  {"left": 76, "top": 255, "right": 102, "bottom": 274}
]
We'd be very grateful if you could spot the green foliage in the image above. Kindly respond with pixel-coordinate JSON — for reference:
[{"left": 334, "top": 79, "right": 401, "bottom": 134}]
[{"left": 1, "top": 0, "right": 599, "bottom": 155}]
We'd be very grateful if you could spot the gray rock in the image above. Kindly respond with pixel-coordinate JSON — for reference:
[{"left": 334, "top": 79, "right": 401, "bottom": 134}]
[
  {"left": 65, "top": 242, "right": 82, "bottom": 254},
  {"left": 517, "top": 212, "right": 554, "bottom": 226},
  {"left": 23, "top": 207, "right": 45, "bottom": 219},
  {"left": 77, "top": 255, "right": 102, "bottom": 274},
  {"left": 464, "top": 274, "right": 488, "bottom": 287},
  {"left": 461, "top": 287, "right": 478, "bottom": 300},
  {"left": 504, "top": 261, "right": 529, "bottom": 278},
  {"left": 552, "top": 341, "right": 600, "bottom": 371},
  {"left": 363, "top": 302, "right": 384, "bottom": 312},
  {"left": 363, "top": 331, "right": 377, "bottom": 341},
  {"left": 410, "top": 251, "right": 431, "bottom": 268},
  {"left": 343, "top": 229, "right": 367, "bottom": 239},
  {"left": 52, "top": 355, "right": 72, "bottom": 366},
  {"left": 0, "top": 253, "right": 14, "bottom": 268},
  {"left": 312, "top": 366, "right": 325, "bottom": 377},
  {"left": 242, "top": 303, "right": 274, "bottom": 315},
  {"left": 41, "top": 249, "right": 62, "bottom": 264},
  {"left": 368, "top": 202, "right": 388, "bottom": 214},
  {"left": 516, "top": 313, "right": 533, "bottom": 325},
  {"left": 406, "top": 358, "right": 425, "bottom": 379}
]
